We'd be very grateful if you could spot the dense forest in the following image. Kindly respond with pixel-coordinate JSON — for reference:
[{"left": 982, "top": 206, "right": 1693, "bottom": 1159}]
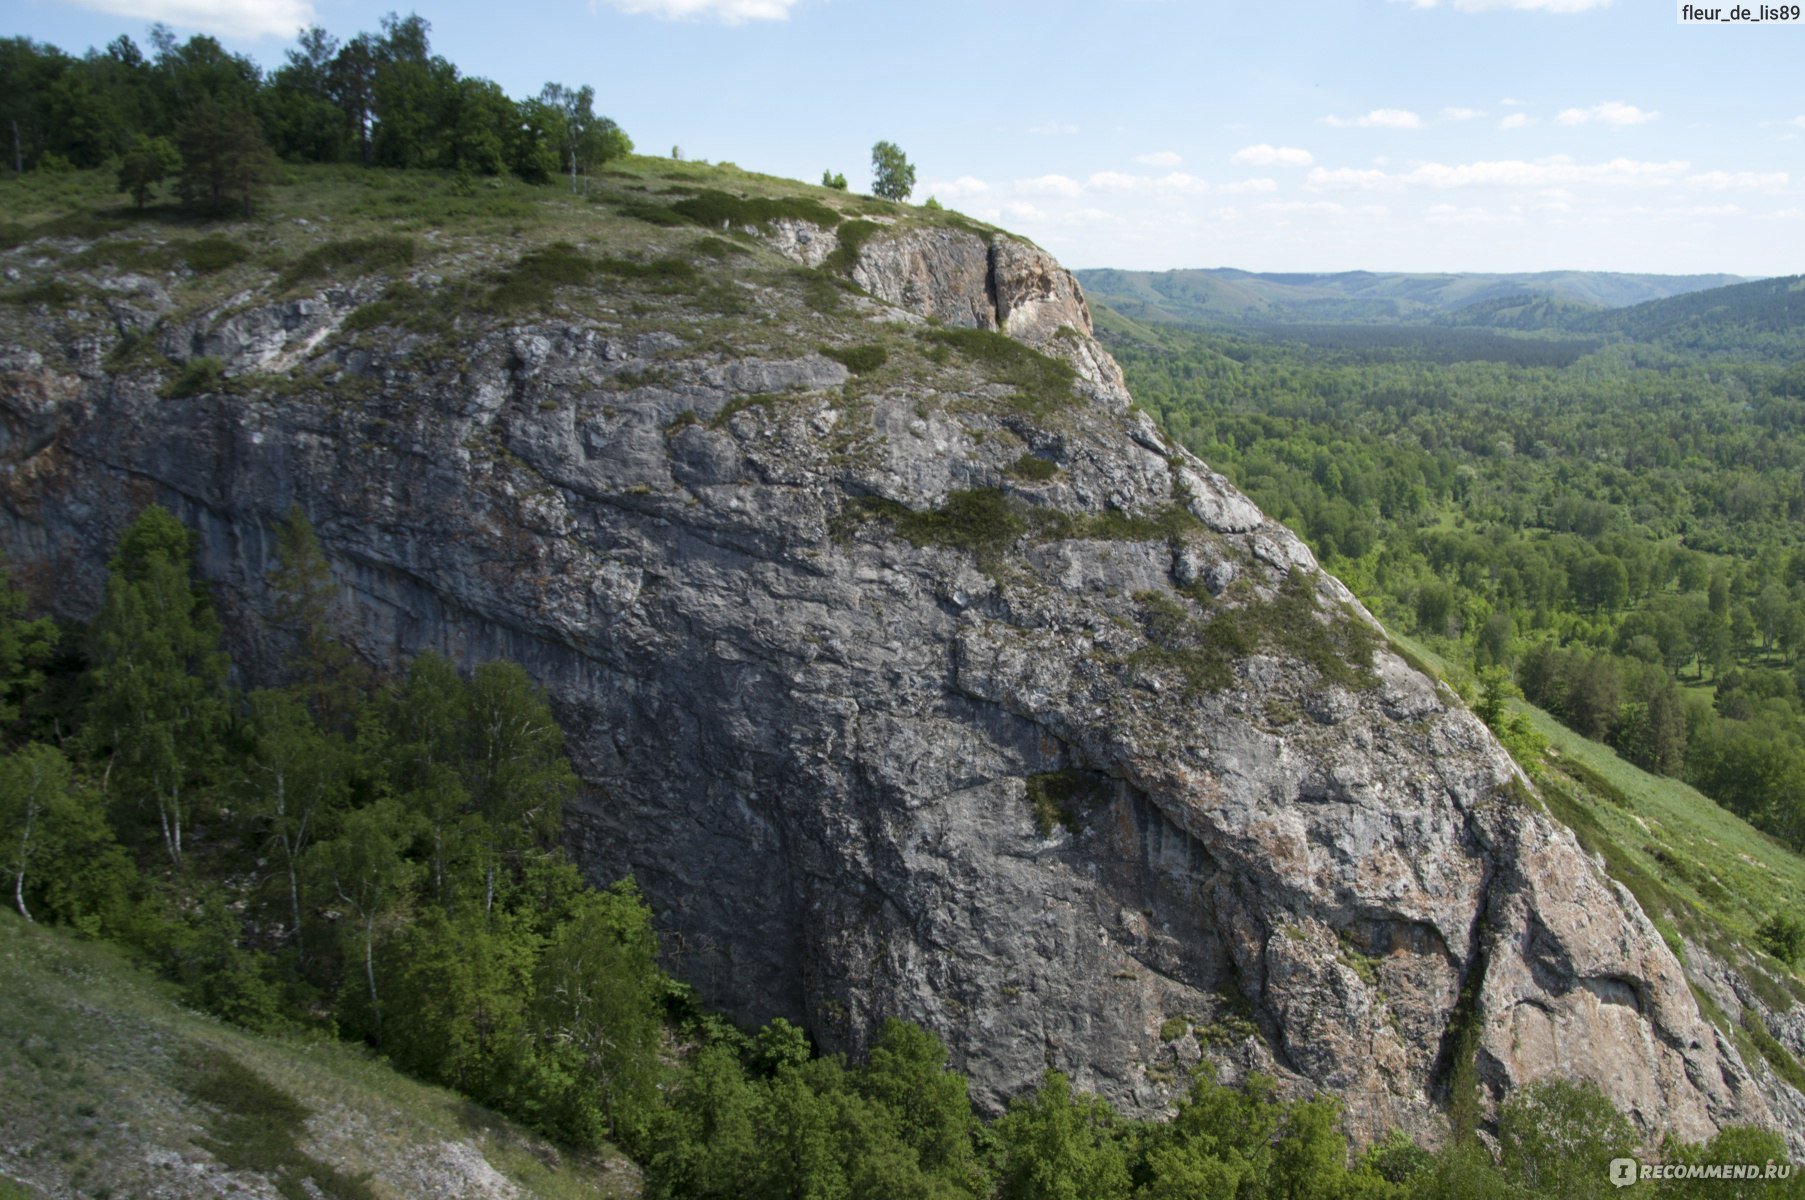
[
  {"left": 1105, "top": 317, "right": 1805, "bottom": 870},
  {"left": 0, "top": 14, "right": 631, "bottom": 213}
]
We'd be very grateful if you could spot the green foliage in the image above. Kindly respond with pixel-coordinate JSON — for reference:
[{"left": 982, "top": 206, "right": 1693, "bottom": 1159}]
[
  {"left": 0, "top": 561, "right": 58, "bottom": 729},
  {"left": 161, "top": 355, "right": 226, "bottom": 398},
  {"left": 919, "top": 327, "right": 1077, "bottom": 414},
  {"left": 177, "top": 97, "right": 279, "bottom": 216},
  {"left": 870, "top": 141, "right": 916, "bottom": 203},
  {"left": 116, "top": 134, "right": 180, "bottom": 208},
  {"left": 1755, "top": 911, "right": 1805, "bottom": 966},
  {"left": 846, "top": 489, "right": 1025, "bottom": 558},
  {"left": 3, "top": 280, "right": 79, "bottom": 308},
  {"left": 1024, "top": 769, "right": 1105, "bottom": 837},
  {"left": 1497, "top": 1079, "right": 1637, "bottom": 1200},
  {"left": 486, "top": 241, "right": 595, "bottom": 313},
  {"left": 821, "top": 170, "right": 848, "bottom": 190},
  {"left": 1006, "top": 453, "right": 1059, "bottom": 482},
  {"left": 669, "top": 188, "right": 842, "bottom": 232},
  {"left": 1740, "top": 1009, "right": 1805, "bottom": 1094},
  {"left": 1131, "top": 571, "right": 1379, "bottom": 695},
  {"left": 183, "top": 234, "right": 252, "bottom": 273},
  {"left": 823, "top": 218, "right": 882, "bottom": 275},
  {"left": 84, "top": 505, "right": 229, "bottom": 869},
  {"left": 820, "top": 343, "right": 887, "bottom": 374},
  {"left": 994, "top": 1071, "right": 1131, "bottom": 1200},
  {"left": 282, "top": 234, "right": 417, "bottom": 285}
]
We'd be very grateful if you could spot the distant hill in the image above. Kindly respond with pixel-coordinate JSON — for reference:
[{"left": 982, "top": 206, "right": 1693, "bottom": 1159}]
[
  {"left": 1075, "top": 267, "right": 1746, "bottom": 326},
  {"left": 1574, "top": 274, "right": 1805, "bottom": 356}
]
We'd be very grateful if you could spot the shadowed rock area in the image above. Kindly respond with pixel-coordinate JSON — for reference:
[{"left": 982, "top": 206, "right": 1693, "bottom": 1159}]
[{"left": 1, "top": 179, "right": 1798, "bottom": 1153}]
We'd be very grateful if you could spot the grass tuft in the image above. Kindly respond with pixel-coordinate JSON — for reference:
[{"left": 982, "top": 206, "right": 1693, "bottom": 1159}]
[
  {"left": 282, "top": 235, "right": 417, "bottom": 287},
  {"left": 920, "top": 327, "right": 1077, "bottom": 415},
  {"left": 161, "top": 356, "right": 226, "bottom": 399},
  {"left": 820, "top": 343, "right": 887, "bottom": 374}
]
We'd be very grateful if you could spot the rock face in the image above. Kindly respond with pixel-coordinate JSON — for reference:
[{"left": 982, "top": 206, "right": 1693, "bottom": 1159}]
[{"left": 0, "top": 204, "right": 1797, "bottom": 1152}]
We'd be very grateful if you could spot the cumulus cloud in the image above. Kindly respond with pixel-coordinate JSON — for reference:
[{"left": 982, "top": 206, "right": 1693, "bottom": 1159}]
[
  {"left": 1309, "top": 156, "right": 1692, "bottom": 190},
  {"left": 1232, "top": 144, "right": 1314, "bottom": 166},
  {"left": 60, "top": 0, "right": 314, "bottom": 37},
  {"left": 1556, "top": 101, "right": 1658, "bottom": 126},
  {"left": 1443, "top": 107, "right": 1487, "bottom": 121},
  {"left": 1684, "top": 170, "right": 1789, "bottom": 190},
  {"left": 1019, "top": 174, "right": 1084, "bottom": 197},
  {"left": 1003, "top": 201, "right": 1048, "bottom": 222},
  {"left": 1499, "top": 113, "right": 1533, "bottom": 130},
  {"left": 1424, "top": 203, "right": 1524, "bottom": 225},
  {"left": 925, "top": 177, "right": 990, "bottom": 198},
  {"left": 1322, "top": 109, "right": 1424, "bottom": 130},
  {"left": 1133, "top": 150, "right": 1183, "bottom": 167},
  {"left": 1085, "top": 171, "right": 1211, "bottom": 194}
]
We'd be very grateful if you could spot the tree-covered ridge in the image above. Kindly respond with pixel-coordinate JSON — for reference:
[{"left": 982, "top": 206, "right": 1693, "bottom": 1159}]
[
  {"left": 0, "top": 14, "right": 631, "bottom": 212},
  {"left": 1075, "top": 266, "right": 1746, "bottom": 328},
  {"left": 3, "top": 505, "right": 1795, "bottom": 1197}
]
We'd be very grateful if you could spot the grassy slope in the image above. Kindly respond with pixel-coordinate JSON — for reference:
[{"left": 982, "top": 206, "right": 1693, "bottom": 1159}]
[{"left": 0, "top": 913, "right": 637, "bottom": 1199}]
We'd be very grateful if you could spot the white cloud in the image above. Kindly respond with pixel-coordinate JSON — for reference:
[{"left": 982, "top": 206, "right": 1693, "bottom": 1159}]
[
  {"left": 1684, "top": 170, "right": 1789, "bottom": 190},
  {"left": 1443, "top": 107, "right": 1487, "bottom": 121},
  {"left": 1788, "top": 116, "right": 1805, "bottom": 129},
  {"left": 1323, "top": 109, "right": 1424, "bottom": 130},
  {"left": 1556, "top": 101, "right": 1658, "bottom": 126},
  {"left": 1087, "top": 171, "right": 1145, "bottom": 192},
  {"left": 1307, "top": 167, "right": 1394, "bottom": 189},
  {"left": 1133, "top": 150, "right": 1183, "bottom": 167},
  {"left": 1396, "top": 0, "right": 1614, "bottom": 11},
  {"left": 59, "top": 0, "right": 314, "bottom": 37},
  {"left": 1083, "top": 171, "right": 1211, "bottom": 194},
  {"left": 1002, "top": 201, "right": 1048, "bottom": 222},
  {"left": 1309, "top": 156, "right": 1693, "bottom": 191},
  {"left": 1501, "top": 97, "right": 1525, "bottom": 106},
  {"left": 1155, "top": 172, "right": 1211, "bottom": 194},
  {"left": 1028, "top": 122, "right": 1080, "bottom": 136},
  {"left": 1499, "top": 113, "right": 1533, "bottom": 130},
  {"left": 1424, "top": 204, "right": 1524, "bottom": 225},
  {"left": 1231, "top": 144, "right": 1314, "bottom": 166},
  {"left": 1224, "top": 177, "right": 1280, "bottom": 194},
  {"left": 925, "top": 177, "right": 990, "bottom": 198},
  {"left": 1019, "top": 174, "right": 1084, "bottom": 197}
]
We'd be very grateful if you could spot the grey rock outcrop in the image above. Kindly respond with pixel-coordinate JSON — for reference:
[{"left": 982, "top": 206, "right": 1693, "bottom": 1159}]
[{"left": 1, "top": 210, "right": 1797, "bottom": 1154}]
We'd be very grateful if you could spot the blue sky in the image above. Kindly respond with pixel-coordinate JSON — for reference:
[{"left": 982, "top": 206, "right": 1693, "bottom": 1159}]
[{"left": 11, "top": 0, "right": 1804, "bottom": 274}]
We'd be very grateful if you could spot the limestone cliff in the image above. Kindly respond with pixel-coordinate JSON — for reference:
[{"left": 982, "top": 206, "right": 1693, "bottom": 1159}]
[{"left": 1, "top": 169, "right": 1798, "bottom": 1151}]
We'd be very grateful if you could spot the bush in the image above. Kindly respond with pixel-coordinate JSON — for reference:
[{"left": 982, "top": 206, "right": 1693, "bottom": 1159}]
[
  {"left": 1007, "top": 454, "right": 1059, "bottom": 482},
  {"left": 820, "top": 343, "right": 887, "bottom": 374},
  {"left": 161, "top": 356, "right": 227, "bottom": 398},
  {"left": 283, "top": 235, "right": 416, "bottom": 285},
  {"left": 184, "top": 236, "right": 252, "bottom": 274},
  {"left": 1756, "top": 911, "right": 1805, "bottom": 966}
]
